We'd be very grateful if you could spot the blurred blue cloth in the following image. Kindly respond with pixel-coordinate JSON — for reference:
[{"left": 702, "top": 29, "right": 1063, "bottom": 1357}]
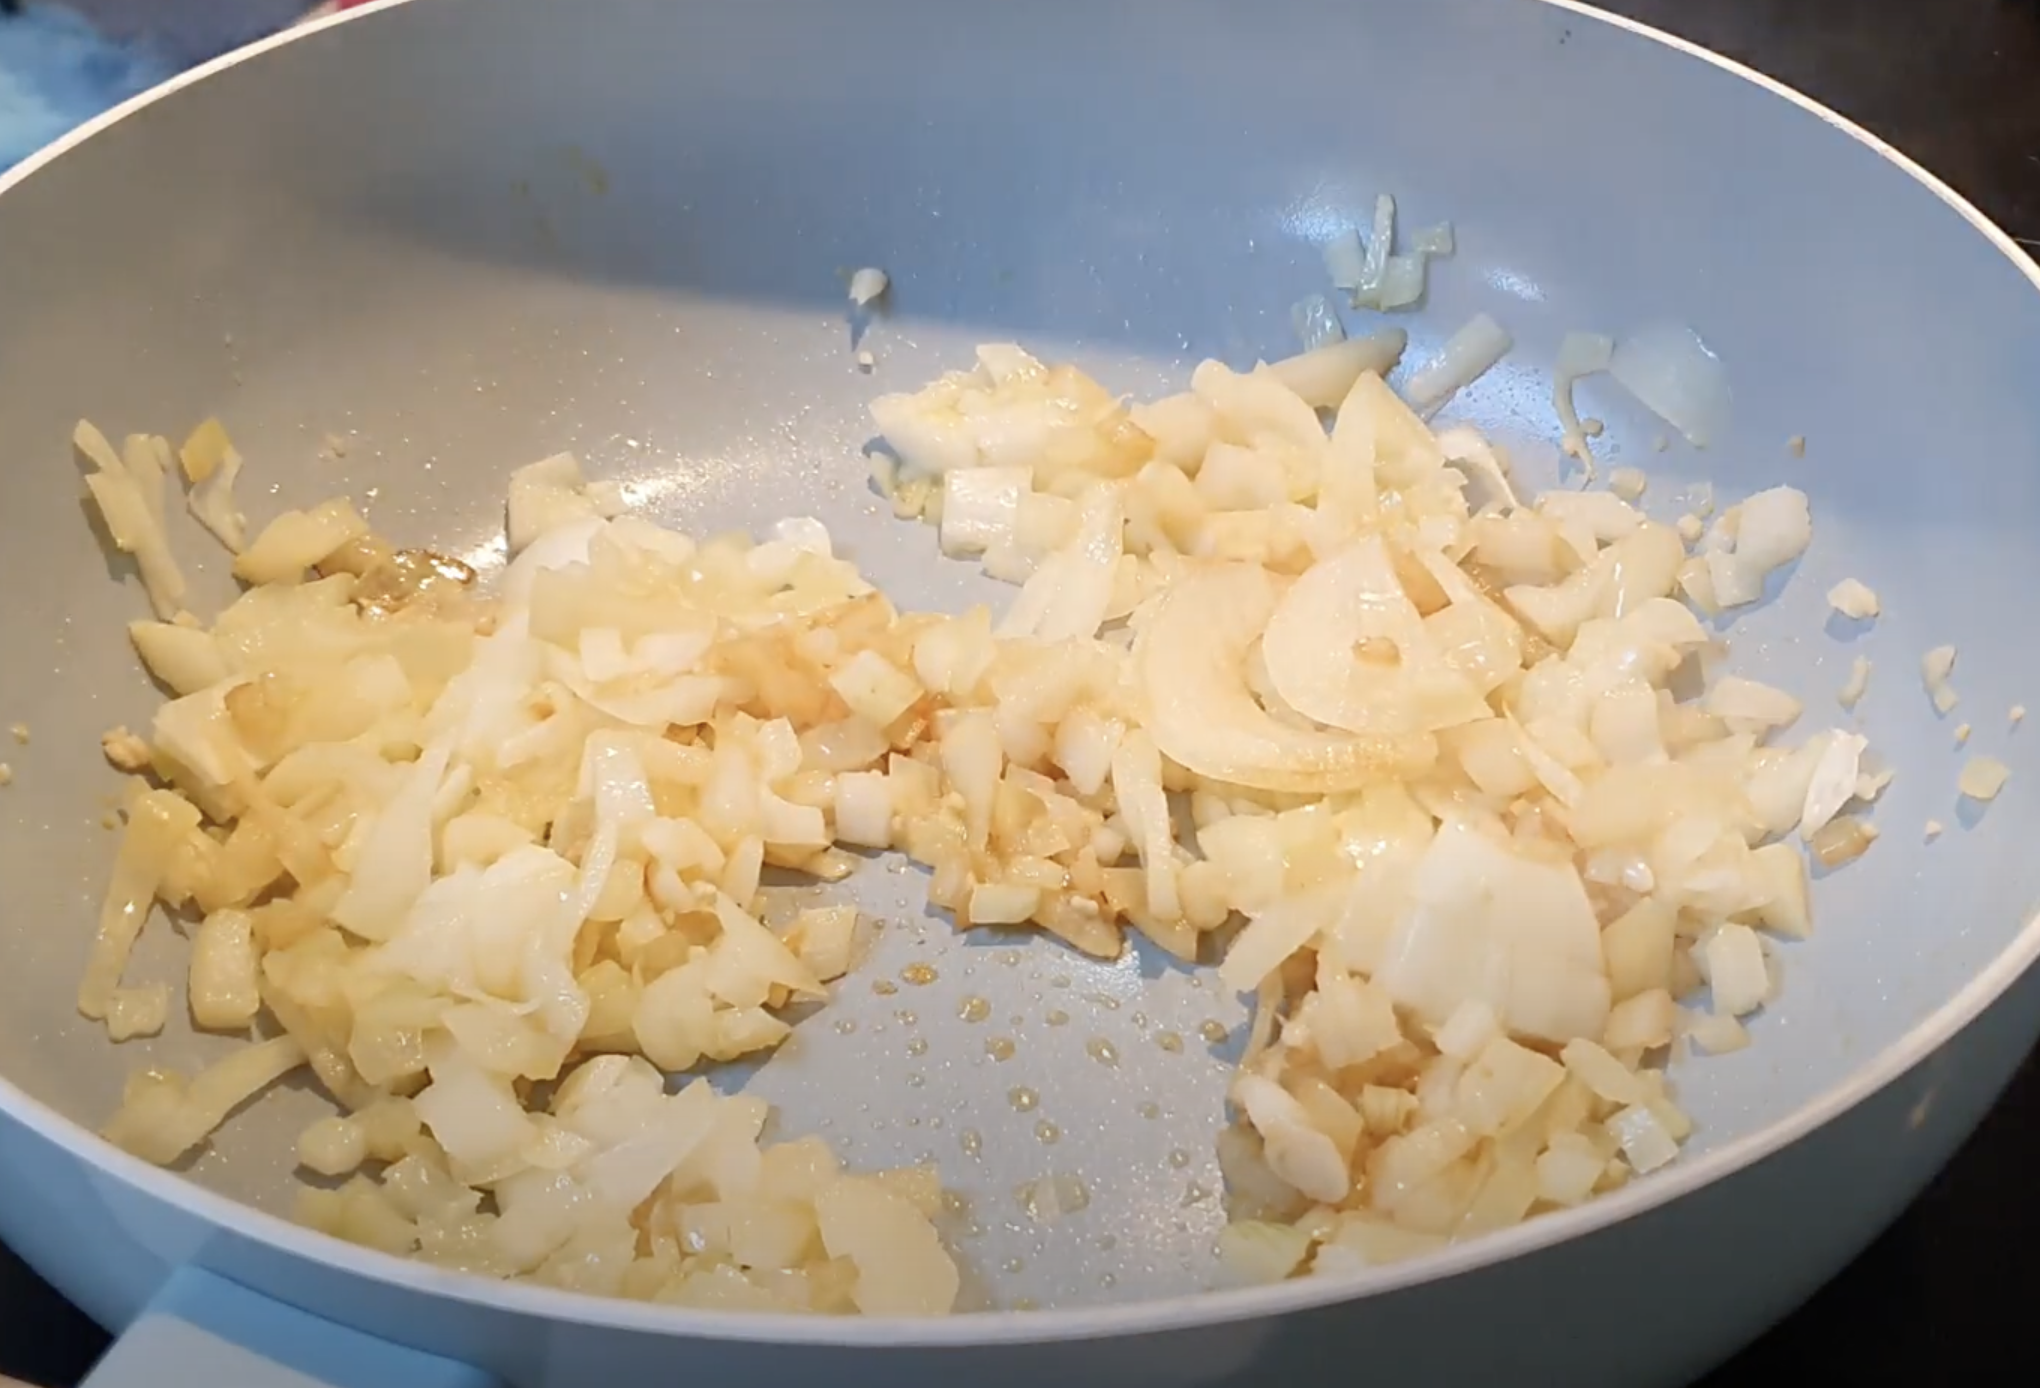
[{"left": 0, "top": 2, "right": 170, "bottom": 168}]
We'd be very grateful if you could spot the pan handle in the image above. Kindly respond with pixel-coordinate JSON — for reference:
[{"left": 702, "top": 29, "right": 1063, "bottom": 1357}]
[{"left": 79, "top": 1266, "right": 500, "bottom": 1388}]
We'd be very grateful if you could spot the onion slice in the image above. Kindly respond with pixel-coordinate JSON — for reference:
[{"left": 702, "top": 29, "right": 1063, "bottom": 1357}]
[
  {"left": 1609, "top": 324, "right": 1731, "bottom": 449},
  {"left": 1405, "top": 314, "right": 1513, "bottom": 419},
  {"left": 1136, "top": 563, "right": 1436, "bottom": 793},
  {"left": 1262, "top": 537, "right": 1490, "bottom": 737}
]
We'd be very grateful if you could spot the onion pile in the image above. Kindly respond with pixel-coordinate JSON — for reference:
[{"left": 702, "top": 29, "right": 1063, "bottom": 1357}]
[{"left": 76, "top": 328, "right": 1864, "bottom": 1310}]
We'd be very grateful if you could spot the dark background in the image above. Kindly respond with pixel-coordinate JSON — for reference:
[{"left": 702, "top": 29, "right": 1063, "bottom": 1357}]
[{"left": 3, "top": 0, "right": 2038, "bottom": 1382}]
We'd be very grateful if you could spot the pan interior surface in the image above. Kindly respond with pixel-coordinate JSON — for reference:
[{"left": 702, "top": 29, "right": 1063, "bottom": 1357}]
[{"left": 2, "top": 0, "right": 2039, "bottom": 1316}]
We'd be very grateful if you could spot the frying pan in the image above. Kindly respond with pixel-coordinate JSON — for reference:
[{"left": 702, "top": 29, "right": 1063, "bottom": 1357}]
[{"left": 3, "top": 1, "right": 2039, "bottom": 1384}]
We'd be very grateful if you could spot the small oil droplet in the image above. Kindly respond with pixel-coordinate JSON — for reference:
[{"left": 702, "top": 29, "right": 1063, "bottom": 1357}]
[
  {"left": 1099, "top": 1272, "right": 1118, "bottom": 1289},
  {"left": 1132, "top": 1011, "right": 1150, "bottom": 1029},
  {"left": 1035, "top": 1120, "right": 1060, "bottom": 1145},
  {"left": 1052, "top": 974, "right": 1071, "bottom": 989},
  {"left": 833, "top": 1018, "right": 858, "bottom": 1035},
  {"left": 896, "top": 1010, "right": 918, "bottom": 1026},
  {"left": 1045, "top": 1008, "right": 1070, "bottom": 1027},
  {"left": 906, "top": 1037, "right": 929, "bottom": 1057},
  {"left": 1096, "top": 1233, "right": 1118, "bottom": 1251},
  {"left": 998, "top": 950, "right": 1021, "bottom": 967},
  {"left": 958, "top": 995, "right": 992, "bottom": 1024},
  {"left": 964, "top": 1221, "right": 986, "bottom": 1238},
  {"left": 961, "top": 1129, "right": 984, "bottom": 1157},
  {"left": 872, "top": 979, "right": 899, "bottom": 997},
  {"left": 986, "top": 1036, "right": 1016, "bottom": 1061},
  {"left": 1167, "top": 1148, "right": 1190, "bottom": 1169},
  {"left": 1199, "top": 1020, "right": 1229, "bottom": 1044},
  {"left": 900, "top": 962, "right": 939, "bottom": 986},
  {"left": 1138, "top": 1101, "right": 1161, "bottom": 1120},
  {"left": 1183, "top": 1181, "right": 1213, "bottom": 1206},
  {"left": 906, "top": 1073, "right": 926, "bottom": 1089},
  {"left": 1086, "top": 993, "right": 1122, "bottom": 1012},
  {"left": 1002, "top": 1257, "right": 1027, "bottom": 1275},
  {"left": 1013, "top": 1297, "right": 1038, "bottom": 1311},
  {"left": 1086, "top": 1038, "right": 1120, "bottom": 1067},
  {"left": 1009, "top": 1086, "right": 1040, "bottom": 1112},
  {"left": 1157, "top": 1031, "right": 1184, "bottom": 1054}
]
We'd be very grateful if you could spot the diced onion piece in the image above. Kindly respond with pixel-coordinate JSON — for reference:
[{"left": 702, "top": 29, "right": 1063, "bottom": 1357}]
[
  {"left": 1799, "top": 731, "right": 1868, "bottom": 839},
  {"left": 1265, "top": 329, "right": 1407, "bottom": 410},
  {"left": 107, "top": 986, "right": 170, "bottom": 1041},
  {"left": 1826, "top": 578, "right": 1879, "bottom": 620},
  {"left": 235, "top": 499, "right": 370, "bottom": 584},
  {"left": 1216, "top": 1221, "right": 1313, "bottom": 1287},
  {"left": 183, "top": 419, "right": 248, "bottom": 553},
  {"left": 1704, "top": 676, "right": 1801, "bottom": 731},
  {"left": 1959, "top": 756, "right": 2012, "bottom": 802},
  {"left": 938, "top": 466, "right": 1030, "bottom": 558},
  {"left": 1560, "top": 1038, "right": 1646, "bottom": 1106},
  {"left": 1809, "top": 815, "right": 1879, "bottom": 868},
  {"left": 79, "top": 419, "right": 188, "bottom": 621},
  {"left": 1405, "top": 313, "right": 1512, "bottom": 418},
  {"left": 829, "top": 651, "right": 923, "bottom": 728},
  {"left": 1838, "top": 656, "right": 1871, "bottom": 710},
  {"left": 1923, "top": 645, "right": 1958, "bottom": 686},
  {"left": 997, "top": 483, "right": 1124, "bottom": 642},
  {"left": 78, "top": 789, "right": 199, "bottom": 1022},
  {"left": 507, "top": 454, "right": 609, "bottom": 556},
  {"left": 1323, "top": 229, "right": 1368, "bottom": 292},
  {"left": 102, "top": 1035, "right": 307, "bottom": 1165},
  {"left": 1607, "top": 468, "right": 1647, "bottom": 503},
  {"left": 1374, "top": 819, "right": 1610, "bottom": 1044},
  {"left": 1746, "top": 841, "right": 1811, "bottom": 938},
  {"left": 813, "top": 1176, "right": 958, "bottom": 1315},
  {"left": 299, "top": 1115, "right": 369, "bottom": 1177},
  {"left": 190, "top": 908, "right": 261, "bottom": 1031},
  {"left": 1608, "top": 323, "right": 1730, "bottom": 449},
  {"left": 1602, "top": 989, "right": 1675, "bottom": 1051},
  {"left": 179, "top": 417, "right": 233, "bottom": 484},
  {"left": 847, "top": 267, "right": 890, "bottom": 307},
  {"left": 1922, "top": 645, "right": 1960, "bottom": 714},
  {"left": 1375, "top": 255, "right": 1427, "bottom": 311},
  {"left": 968, "top": 883, "right": 1041, "bottom": 926},
  {"left": 1232, "top": 1072, "right": 1349, "bottom": 1202},
  {"left": 1607, "top": 1104, "right": 1680, "bottom": 1174},
  {"left": 1702, "top": 924, "right": 1769, "bottom": 1017},
  {"left": 1684, "top": 1011, "right": 1750, "bottom": 1055}
]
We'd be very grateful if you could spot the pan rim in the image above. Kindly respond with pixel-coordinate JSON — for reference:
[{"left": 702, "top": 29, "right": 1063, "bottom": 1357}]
[{"left": 3, "top": 0, "right": 2038, "bottom": 1353}]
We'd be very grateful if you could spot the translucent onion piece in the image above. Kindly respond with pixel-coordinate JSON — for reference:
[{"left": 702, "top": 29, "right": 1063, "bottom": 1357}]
[{"left": 1136, "top": 563, "right": 1436, "bottom": 793}]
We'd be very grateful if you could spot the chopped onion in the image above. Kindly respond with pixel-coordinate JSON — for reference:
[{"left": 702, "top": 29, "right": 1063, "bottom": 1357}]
[
  {"left": 1608, "top": 323, "right": 1731, "bottom": 449},
  {"left": 1323, "top": 229, "right": 1368, "bottom": 292},
  {"left": 1959, "top": 756, "right": 2011, "bottom": 802},
  {"left": 1405, "top": 313, "right": 1513, "bottom": 419},
  {"left": 847, "top": 267, "right": 890, "bottom": 307},
  {"left": 1265, "top": 329, "right": 1408, "bottom": 410},
  {"left": 1826, "top": 578, "right": 1880, "bottom": 621},
  {"left": 1799, "top": 732, "right": 1867, "bottom": 839}
]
